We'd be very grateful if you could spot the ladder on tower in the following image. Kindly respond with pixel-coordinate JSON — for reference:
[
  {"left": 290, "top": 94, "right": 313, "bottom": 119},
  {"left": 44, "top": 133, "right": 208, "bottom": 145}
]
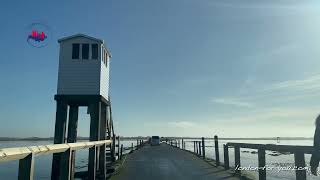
[{"left": 106, "top": 96, "right": 116, "bottom": 173}]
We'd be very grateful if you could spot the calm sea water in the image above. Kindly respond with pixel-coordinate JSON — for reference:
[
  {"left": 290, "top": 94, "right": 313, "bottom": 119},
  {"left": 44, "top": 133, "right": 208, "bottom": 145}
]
[{"left": 0, "top": 139, "right": 318, "bottom": 180}]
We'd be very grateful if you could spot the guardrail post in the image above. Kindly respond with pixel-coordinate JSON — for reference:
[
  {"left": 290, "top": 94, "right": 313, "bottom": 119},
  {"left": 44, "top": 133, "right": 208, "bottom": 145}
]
[
  {"left": 258, "top": 146, "right": 266, "bottom": 180},
  {"left": 120, "top": 144, "right": 123, "bottom": 160},
  {"left": 234, "top": 146, "right": 241, "bottom": 176},
  {"left": 117, "top": 136, "right": 121, "bottom": 160},
  {"left": 196, "top": 141, "right": 198, "bottom": 154},
  {"left": 194, "top": 141, "right": 196, "bottom": 153},
  {"left": 214, "top": 135, "right": 220, "bottom": 166},
  {"left": 136, "top": 139, "right": 138, "bottom": 149},
  {"left": 294, "top": 151, "right": 306, "bottom": 180},
  {"left": 182, "top": 139, "right": 184, "bottom": 149},
  {"left": 60, "top": 149, "right": 72, "bottom": 180},
  {"left": 202, "top": 137, "right": 205, "bottom": 159},
  {"left": 112, "top": 135, "right": 116, "bottom": 162},
  {"left": 18, "top": 153, "right": 34, "bottom": 180},
  {"left": 223, "top": 145, "right": 229, "bottom": 170}
]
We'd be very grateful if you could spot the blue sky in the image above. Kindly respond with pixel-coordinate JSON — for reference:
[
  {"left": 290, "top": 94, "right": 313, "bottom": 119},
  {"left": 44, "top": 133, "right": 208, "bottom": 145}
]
[{"left": 1, "top": 0, "right": 320, "bottom": 138}]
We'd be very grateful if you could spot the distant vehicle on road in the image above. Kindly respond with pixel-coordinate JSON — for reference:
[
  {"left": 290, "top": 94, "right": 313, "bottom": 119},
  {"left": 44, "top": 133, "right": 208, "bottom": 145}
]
[{"left": 151, "top": 136, "right": 160, "bottom": 146}]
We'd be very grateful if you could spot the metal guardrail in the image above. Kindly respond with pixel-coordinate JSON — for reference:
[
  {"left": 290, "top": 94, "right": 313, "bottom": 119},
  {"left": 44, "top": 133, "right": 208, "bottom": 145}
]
[
  {"left": 225, "top": 142, "right": 314, "bottom": 180},
  {"left": 0, "top": 140, "right": 112, "bottom": 180},
  {"left": 167, "top": 136, "right": 315, "bottom": 180}
]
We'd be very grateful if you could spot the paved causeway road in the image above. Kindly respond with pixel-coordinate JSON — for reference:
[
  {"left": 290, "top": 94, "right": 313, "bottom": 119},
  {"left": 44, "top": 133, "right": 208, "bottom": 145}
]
[{"left": 110, "top": 143, "right": 240, "bottom": 180}]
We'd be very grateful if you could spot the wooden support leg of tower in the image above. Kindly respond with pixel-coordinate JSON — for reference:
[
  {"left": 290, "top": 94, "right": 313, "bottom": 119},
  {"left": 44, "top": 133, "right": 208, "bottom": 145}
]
[
  {"left": 18, "top": 153, "right": 34, "bottom": 180},
  {"left": 88, "top": 101, "right": 101, "bottom": 180},
  {"left": 67, "top": 106, "right": 79, "bottom": 180},
  {"left": 51, "top": 100, "right": 68, "bottom": 180},
  {"left": 99, "top": 104, "right": 107, "bottom": 179}
]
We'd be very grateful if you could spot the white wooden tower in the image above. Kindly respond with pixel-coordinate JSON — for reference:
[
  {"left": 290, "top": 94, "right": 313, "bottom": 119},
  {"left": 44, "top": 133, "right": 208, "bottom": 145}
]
[
  {"left": 51, "top": 34, "right": 115, "bottom": 180},
  {"left": 57, "top": 34, "right": 111, "bottom": 100}
]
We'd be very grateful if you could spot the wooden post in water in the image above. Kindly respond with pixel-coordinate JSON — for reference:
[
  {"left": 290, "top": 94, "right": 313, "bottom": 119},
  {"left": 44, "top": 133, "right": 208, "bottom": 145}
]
[
  {"left": 294, "top": 151, "right": 306, "bottom": 180},
  {"left": 194, "top": 141, "right": 196, "bottom": 153},
  {"left": 258, "top": 146, "right": 266, "bottom": 180},
  {"left": 131, "top": 143, "right": 134, "bottom": 151},
  {"left": 234, "top": 146, "right": 241, "bottom": 176},
  {"left": 214, "top": 135, "right": 220, "bottom": 166},
  {"left": 198, "top": 141, "right": 201, "bottom": 156},
  {"left": 202, "top": 137, "right": 205, "bottom": 159},
  {"left": 18, "top": 153, "right": 34, "bottom": 180},
  {"left": 223, "top": 145, "right": 229, "bottom": 170}
]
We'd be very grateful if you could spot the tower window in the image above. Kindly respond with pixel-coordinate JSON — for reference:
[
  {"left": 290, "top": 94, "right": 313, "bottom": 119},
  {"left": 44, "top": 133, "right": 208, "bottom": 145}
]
[
  {"left": 82, "top": 44, "right": 89, "bottom": 59},
  {"left": 72, "top": 43, "right": 80, "bottom": 59},
  {"left": 92, "top": 44, "right": 98, "bottom": 59}
]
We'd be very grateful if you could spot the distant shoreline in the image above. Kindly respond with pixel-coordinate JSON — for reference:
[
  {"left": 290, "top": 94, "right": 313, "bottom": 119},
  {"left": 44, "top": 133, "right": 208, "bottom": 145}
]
[{"left": 0, "top": 136, "right": 313, "bottom": 141}]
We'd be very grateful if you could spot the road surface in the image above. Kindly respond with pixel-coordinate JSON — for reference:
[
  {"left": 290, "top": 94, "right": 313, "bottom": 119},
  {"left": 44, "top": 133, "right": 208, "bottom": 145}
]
[{"left": 110, "top": 143, "right": 240, "bottom": 180}]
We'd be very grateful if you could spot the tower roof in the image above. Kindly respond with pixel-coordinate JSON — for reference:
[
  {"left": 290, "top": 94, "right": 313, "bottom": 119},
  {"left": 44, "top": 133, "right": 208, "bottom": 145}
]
[
  {"left": 58, "top": 33, "right": 104, "bottom": 43},
  {"left": 58, "top": 33, "right": 112, "bottom": 57}
]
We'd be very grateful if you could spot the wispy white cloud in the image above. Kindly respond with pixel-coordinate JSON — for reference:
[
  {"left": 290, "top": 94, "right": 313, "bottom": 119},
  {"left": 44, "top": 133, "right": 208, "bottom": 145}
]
[
  {"left": 210, "top": 98, "right": 253, "bottom": 108},
  {"left": 212, "top": 74, "right": 320, "bottom": 106},
  {"left": 264, "top": 74, "right": 320, "bottom": 93},
  {"left": 223, "top": 107, "right": 319, "bottom": 124},
  {"left": 167, "top": 121, "right": 196, "bottom": 128},
  {"left": 207, "top": 1, "right": 312, "bottom": 11}
]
